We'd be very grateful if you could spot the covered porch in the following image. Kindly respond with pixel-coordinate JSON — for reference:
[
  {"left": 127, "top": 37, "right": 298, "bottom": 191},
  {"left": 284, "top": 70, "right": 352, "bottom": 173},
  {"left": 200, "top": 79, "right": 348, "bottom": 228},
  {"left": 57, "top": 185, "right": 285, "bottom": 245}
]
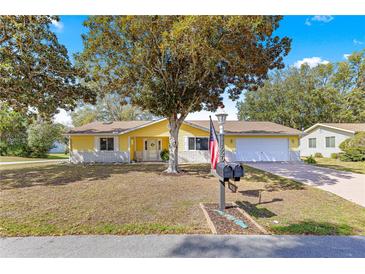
[{"left": 130, "top": 136, "right": 169, "bottom": 162}]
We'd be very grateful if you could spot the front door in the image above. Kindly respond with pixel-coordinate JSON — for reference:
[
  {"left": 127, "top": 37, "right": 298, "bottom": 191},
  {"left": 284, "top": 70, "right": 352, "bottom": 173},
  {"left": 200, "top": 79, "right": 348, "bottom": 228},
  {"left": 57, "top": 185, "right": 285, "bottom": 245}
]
[{"left": 143, "top": 139, "right": 160, "bottom": 161}]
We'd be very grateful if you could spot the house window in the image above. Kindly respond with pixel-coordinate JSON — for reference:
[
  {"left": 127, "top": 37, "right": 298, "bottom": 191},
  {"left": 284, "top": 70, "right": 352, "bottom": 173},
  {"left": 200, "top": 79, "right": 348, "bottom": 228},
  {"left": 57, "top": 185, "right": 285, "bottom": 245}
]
[
  {"left": 326, "top": 136, "right": 335, "bottom": 148},
  {"left": 100, "top": 137, "right": 114, "bottom": 151},
  {"left": 158, "top": 140, "right": 161, "bottom": 150},
  {"left": 308, "top": 138, "right": 316, "bottom": 148},
  {"left": 144, "top": 140, "right": 148, "bottom": 150},
  {"left": 188, "top": 137, "right": 208, "bottom": 150}
]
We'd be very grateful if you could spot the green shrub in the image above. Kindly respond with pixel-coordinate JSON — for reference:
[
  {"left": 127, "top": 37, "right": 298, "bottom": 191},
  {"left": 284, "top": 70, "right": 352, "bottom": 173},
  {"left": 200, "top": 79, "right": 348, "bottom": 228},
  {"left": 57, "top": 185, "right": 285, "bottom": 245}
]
[
  {"left": 0, "top": 103, "right": 31, "bottom": 157},
  {"left": 314, "top": 152, "right": 323, "bottom": 158},
  {"left": 10, "top": 144, "right": 31, "bottom": 157},
  {"left": 330, "top": 153, "right": 338, "bottom": 159},
  {"left": 339, "top": 132, "right": 365, "bottom": 162},
  {"left": 0, "top": 141, "right": 7, "bottom": 156},
  {"left": 3, "top": 142, "right": 31, "bottom": 157},
  {"left": 160, "top": 149, "right": 169, "bottom": 161},
  {"left": 339, "top": 150, "right": 364, "bottom": 162},
  {"left": 27, "top": 122, "right": 64, "bottom": 158},
  {"left": 304, "top": 155, "right": 317, "bottom": 164}
]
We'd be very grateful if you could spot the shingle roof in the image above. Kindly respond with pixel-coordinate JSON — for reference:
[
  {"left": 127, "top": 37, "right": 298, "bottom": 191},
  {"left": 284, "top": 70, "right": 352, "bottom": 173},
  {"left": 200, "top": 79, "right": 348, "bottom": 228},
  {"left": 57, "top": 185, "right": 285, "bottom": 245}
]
[
  {"left": 317, "top": 123, "right": 365, "bottom": 133},
  {"left": 186, "top": 120, "right": 301, "bottom": 135},
  {"left": 68, "top": 119, "right": 301, "bottom": 135},
  {"left": 67, "top": 120, "right": 152, "bottom": 134}
]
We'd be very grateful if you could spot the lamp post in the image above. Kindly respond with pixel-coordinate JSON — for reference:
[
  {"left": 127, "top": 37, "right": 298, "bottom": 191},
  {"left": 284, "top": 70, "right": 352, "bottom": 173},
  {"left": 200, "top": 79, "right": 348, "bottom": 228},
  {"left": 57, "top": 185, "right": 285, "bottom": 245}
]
[{"left": 216, "top": 107, "right": 228, "bottom": 211}]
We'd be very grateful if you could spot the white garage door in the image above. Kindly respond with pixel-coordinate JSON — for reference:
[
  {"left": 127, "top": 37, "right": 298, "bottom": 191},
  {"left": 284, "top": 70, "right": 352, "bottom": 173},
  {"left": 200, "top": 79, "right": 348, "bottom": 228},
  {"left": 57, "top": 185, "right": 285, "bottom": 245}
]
[{"left": 236, "top": 138, "right": 289, "bottom": 162}]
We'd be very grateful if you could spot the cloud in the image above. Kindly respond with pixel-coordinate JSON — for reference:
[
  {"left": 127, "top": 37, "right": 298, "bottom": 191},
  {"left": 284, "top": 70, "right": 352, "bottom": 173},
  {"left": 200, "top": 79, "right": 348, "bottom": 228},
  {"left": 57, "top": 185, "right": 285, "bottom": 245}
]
[
  {"left": 343, "top": 54, "right": 351, "bottom": 59},
  {"left": 51, "top": 20, "right": 64, "bottom": 32},
  {"left": 294, "top": 57, "right": 330, "bottom": 68},
  {"left": 304, "top": 18, "right": 312, "bottom": 26},
  {"left": 353, "top": 39, "right": 364, "bottom": 45},
  {"left": 305, "top": 15, "right": 334, "bottom": 26},
  {"left": 53, "top": 109, "right": 72, "bottom": 126}
]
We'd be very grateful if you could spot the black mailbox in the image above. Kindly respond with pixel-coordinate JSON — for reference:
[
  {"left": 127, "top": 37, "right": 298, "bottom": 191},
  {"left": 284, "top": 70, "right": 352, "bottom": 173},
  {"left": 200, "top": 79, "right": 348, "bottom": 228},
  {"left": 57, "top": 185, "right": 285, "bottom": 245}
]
[
  {"left": 215, "top": 162, "right": 233, "bottom": 182},
  {"left": 227, "top": 162, "right": 244, "bottom": 181}
]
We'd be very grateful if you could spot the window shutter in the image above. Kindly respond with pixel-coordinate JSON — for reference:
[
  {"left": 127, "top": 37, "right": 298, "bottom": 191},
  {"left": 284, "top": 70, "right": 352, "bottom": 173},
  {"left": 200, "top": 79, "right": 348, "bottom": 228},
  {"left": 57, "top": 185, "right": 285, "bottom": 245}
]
[{"left": 184, "top": 137, "right": 189, "bottom": 151}]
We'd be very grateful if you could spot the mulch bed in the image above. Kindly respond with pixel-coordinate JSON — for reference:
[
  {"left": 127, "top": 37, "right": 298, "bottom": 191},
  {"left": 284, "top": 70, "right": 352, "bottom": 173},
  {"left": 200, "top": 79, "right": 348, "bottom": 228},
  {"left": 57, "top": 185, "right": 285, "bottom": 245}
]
[{"left": 202, "top": 203, "right": 267, "bottom": 235}]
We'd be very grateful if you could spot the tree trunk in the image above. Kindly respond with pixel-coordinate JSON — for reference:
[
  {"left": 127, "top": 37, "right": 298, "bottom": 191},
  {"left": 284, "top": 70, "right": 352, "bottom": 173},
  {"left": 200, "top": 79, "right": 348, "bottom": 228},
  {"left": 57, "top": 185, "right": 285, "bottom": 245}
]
[{"left": 165, "top": 116, "right": 180, "bottom": 173}]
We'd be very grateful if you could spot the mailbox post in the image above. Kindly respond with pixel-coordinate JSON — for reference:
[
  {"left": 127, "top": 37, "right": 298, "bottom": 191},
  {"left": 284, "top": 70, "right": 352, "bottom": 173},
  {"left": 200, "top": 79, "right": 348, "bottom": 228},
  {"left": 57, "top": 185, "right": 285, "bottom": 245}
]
[{"left": 215, "top": 107, "right": 228, "bottom": 211}]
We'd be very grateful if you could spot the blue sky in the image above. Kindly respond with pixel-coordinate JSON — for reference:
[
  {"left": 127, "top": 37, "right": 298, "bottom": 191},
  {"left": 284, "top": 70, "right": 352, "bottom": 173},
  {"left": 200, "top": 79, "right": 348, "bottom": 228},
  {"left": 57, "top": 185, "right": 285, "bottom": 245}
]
[{"left": 52, "top": 15, "right": 365, "bottom": 125}]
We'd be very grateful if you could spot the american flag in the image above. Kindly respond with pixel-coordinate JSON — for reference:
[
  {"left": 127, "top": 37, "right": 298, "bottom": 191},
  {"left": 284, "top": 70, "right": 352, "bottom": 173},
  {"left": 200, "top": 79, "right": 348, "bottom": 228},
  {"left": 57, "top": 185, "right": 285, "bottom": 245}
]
[{"left": 209, "top": 116, "right": 219, "bottom": 169}]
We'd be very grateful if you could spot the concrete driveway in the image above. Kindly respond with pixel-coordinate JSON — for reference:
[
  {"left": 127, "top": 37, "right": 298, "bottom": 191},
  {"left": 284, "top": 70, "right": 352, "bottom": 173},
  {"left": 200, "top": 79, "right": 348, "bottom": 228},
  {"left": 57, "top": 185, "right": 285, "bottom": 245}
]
[
  {"left": 1, "top": 235, "right": 365, "bottom": 258},
  {"left": 246, "top": 162, "right": 365, "bottom": 207}
]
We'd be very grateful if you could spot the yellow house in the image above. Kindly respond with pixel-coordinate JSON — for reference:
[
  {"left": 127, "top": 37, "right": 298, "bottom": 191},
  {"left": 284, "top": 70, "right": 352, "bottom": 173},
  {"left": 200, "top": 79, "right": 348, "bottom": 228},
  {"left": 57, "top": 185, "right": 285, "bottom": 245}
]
[{"left": 67, "top": 119, "right": 301, "bottom": 163}]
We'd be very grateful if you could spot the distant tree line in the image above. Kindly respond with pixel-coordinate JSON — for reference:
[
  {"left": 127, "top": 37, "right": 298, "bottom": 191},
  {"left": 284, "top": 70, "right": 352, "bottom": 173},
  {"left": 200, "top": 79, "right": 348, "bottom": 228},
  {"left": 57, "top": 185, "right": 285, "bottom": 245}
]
[
  {"left": 237, "top": 50, "right": 365, "bottom": 130},
  {"left": 71, "top": 93, "right": 155, "bottom": 127}
]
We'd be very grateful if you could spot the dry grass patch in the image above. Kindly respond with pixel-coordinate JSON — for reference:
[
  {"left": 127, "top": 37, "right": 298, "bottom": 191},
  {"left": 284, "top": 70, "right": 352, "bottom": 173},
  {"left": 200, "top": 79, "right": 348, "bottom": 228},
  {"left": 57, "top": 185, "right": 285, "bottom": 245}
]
[{"left": 1, "top": 162, "right": 365, "bottom": 236}]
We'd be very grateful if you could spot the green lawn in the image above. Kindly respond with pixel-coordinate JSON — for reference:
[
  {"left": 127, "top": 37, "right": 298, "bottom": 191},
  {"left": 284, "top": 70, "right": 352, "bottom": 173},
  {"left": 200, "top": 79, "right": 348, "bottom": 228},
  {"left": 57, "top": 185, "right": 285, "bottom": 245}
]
[
  {"left": 1, "top": 162, "right": 364, "bottom": 236},
  {"left": 313, "top": 157, "right": 365, "bottom": 174},
  {"left": 46, "top": 153, "right": 69, "bottom": 159},
  {"left": 0, "top": 154, "right": 69, "bottom": 162}
]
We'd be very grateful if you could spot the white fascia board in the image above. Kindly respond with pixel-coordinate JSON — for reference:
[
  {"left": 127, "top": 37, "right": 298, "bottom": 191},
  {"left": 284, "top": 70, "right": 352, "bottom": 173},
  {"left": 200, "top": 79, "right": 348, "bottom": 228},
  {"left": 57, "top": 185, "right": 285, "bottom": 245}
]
[{"left": 304, "top": 123, "right": 355, "bottom": 134}]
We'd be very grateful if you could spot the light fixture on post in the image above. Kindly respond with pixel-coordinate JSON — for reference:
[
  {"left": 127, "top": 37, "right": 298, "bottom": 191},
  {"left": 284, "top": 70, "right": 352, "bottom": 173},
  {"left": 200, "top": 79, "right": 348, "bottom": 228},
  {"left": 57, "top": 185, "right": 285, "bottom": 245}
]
[
  {"left": 215, "top": 106, "right": 228, "bottom": 211},
  {"left": 216, "top": 106, "right": 228, "bottom": 123},
  {"left": 215, "top": 107, "right": 228, "bottom": 163}
]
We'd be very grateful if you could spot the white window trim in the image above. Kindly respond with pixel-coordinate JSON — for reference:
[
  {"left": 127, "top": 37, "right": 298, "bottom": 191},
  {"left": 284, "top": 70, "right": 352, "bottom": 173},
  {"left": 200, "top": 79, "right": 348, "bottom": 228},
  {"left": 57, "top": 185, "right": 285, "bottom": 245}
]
[
  {"left": 95, "top": 136, "right": 118, "bottom": 152},
  {"left": 308, "top": 138, "right": 316, "bottom": 148},
  {"left": 325, "top": 136, "right": 336, "bottom": 148},
  {"left": 187, "top": 136, "right": 209, "bottom": 151}
]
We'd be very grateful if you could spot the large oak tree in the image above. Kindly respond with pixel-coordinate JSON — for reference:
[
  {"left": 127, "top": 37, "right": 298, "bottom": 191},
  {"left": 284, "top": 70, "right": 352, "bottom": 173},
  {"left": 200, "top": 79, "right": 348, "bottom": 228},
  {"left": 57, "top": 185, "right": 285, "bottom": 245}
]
[
  {"left": 0, "top": 16, "right": 96, "bottom": 117},
  {"left": 78, "top": 16, "right": 291, "bottom": 173}
]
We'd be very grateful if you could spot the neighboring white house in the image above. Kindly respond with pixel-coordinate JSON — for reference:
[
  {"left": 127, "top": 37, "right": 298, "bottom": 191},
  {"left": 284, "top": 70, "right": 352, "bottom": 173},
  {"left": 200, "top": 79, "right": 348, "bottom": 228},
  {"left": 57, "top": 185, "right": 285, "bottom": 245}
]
[
  {"left": 300, "top": 123, "right": 365, "bottom": 157},
  {"left": 48, "top": 141, "right": 67, "bottom": 153}
]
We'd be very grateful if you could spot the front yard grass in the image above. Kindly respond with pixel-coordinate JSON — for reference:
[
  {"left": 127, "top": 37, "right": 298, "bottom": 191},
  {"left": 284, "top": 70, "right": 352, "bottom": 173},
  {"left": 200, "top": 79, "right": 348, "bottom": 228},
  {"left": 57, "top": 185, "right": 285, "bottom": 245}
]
[
  {"left": 0, "top": 154, "right": 69, "bottom": 162},
  {"left": 46, "top": 153, "right": 69, "bottom": 159},
  {"left": 312, "top": 157, "right": 365, "bottom": 174},
  {"left": 1, "top": 162, "right": 364, "bottom": 236}
]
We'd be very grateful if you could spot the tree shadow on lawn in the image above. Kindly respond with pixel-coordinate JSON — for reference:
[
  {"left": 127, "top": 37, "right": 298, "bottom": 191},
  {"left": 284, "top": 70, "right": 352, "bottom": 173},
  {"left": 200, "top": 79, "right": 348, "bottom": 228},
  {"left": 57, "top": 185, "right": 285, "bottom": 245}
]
[
  {"left": 234, "top": 200, "right": 357, "bottom": 235},
  {"left": 162, "top": 164, "right": 214, "bottom": 179},
  {"left": 270, "top": 220, "right": 355, "bottom": 235},
  {"left": 0, "top": 163, "right": 213, "bottom": 190},
  {"left": 235, "top": 200, "right": 278, "bottom": 218},
  {"left": 243, "top": 165, "right": 304, "bottom": 191}
]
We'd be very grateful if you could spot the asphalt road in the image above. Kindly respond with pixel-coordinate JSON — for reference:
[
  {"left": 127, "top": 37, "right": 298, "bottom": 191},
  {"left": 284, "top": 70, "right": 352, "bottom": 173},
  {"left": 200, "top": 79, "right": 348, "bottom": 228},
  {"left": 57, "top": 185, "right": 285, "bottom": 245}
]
[{"left": 1, "top": 235, "right": 365, "bottom": 258}]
